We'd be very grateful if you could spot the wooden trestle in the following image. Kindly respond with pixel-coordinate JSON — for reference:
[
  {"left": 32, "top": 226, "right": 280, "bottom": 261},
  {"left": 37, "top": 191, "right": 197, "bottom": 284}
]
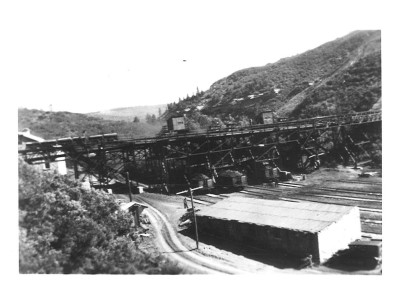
[{"left": 19, "top": 111, "right": 381, "bottom": 190}]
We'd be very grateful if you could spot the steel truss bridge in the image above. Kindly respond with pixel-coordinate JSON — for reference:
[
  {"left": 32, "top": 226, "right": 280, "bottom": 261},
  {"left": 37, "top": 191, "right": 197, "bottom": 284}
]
[{"left": 19, "top": 110, "right": 381, "bottom": 190}]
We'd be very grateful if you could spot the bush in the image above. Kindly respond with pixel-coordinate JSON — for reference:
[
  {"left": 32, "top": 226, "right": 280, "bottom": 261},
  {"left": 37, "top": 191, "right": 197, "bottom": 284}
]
[{"left": 19, "top": 158, "right": 182, "bottom": 274}]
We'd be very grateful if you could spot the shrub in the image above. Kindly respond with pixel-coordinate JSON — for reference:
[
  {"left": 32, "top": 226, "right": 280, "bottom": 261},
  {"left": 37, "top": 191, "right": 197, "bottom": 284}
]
[{"left": 18, "top": 158, "right": 182, "bottom": 274}]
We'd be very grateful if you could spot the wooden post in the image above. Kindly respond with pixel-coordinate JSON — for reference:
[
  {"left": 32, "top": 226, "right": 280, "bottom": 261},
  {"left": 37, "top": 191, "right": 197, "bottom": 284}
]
[
  {"left": 134, "top": 207, "right": 140, "bottom": 230},
  {"left": 176, "top": 186, "right": 202, "bottom": 249},
  {"left": 126, "top": 171, "right": 133, "bottom": 202},
  {"left": 73, "top": 160, "right": 79, "bottom": 180},
  {"left": 189, "top": 188, "right": 199, "bottom": 249}
]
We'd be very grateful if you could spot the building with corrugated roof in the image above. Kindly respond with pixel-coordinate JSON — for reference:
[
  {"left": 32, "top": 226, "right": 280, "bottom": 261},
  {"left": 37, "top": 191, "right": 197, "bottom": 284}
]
[
  {"left": 18, "top": 128, "right": 67, "bottom": 175},
  {"left": 196, "top": 196, "right": 361, "bottom": 263}
]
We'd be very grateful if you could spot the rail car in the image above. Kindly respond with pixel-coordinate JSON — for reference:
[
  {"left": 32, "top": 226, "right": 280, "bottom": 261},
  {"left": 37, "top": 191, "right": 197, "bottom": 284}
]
[
  {"left": 252, "top": 161, "right": 293, "bottom": 183},
  {"left": 190, "top": 173, "right": 214, "bottom": 190},
  {"left": 215, "top": 170, "right": 248, "bottom": 190}
]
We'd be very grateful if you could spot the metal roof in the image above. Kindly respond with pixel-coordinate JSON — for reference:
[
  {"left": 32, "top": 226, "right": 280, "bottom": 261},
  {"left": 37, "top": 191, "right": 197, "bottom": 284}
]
[
  {"left": 349, "top": 240, "right": 382, "bottom": 247},
  {"left": 18, "top": 131, "right": 45, "bottom": 143},
  {"left": 120, "top": 202, "right": 148, "bottom": 211},
  {"left": 196, "top": 196, "right": 358, "bottom": 233}
]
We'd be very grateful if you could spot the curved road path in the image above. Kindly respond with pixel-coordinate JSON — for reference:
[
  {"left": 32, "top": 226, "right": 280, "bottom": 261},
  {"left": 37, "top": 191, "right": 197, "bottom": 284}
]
[{"left": 134, "top": 195, "right": 247, "bottom": 274}]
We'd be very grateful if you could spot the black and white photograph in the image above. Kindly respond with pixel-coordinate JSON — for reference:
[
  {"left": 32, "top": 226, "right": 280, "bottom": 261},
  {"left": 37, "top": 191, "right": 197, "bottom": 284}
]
[{"left": 3, "top": 0, "right": 398, "bottom": 296}]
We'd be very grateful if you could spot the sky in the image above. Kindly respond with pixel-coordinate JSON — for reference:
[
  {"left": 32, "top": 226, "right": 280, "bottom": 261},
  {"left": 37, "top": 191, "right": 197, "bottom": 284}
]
[{"left": 1, "top": 0, "right": 394, "bottom": 113}]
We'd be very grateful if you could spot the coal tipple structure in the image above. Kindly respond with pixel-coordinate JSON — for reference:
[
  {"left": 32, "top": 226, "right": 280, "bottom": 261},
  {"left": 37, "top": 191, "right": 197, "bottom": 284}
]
[{"left": 19, "top": 111, "right": 381, "bottom": 192}]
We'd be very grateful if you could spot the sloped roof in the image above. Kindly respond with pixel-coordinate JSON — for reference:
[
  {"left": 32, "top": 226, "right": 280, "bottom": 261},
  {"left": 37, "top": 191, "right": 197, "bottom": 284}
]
[
  {"left": 18, "top": 130, "right": 45, "bottom": 143},
  {"left": 191, "top": 173, "right": 210, "bottom": 181},
  {"left": 219, "top": 170, "right": 244, "bottom": 178},
  {"left": 197, "top": 196, "right": 357, "bottom": 233},
  {"left": 120, "top": 202, "right": 148, "bottom": 211}
]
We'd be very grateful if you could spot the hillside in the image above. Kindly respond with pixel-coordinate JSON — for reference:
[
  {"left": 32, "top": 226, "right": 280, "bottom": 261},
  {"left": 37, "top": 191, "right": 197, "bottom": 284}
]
[
  {"left": 165, "top": 30, "right": 381, "bottom": 122},
  {"left": 88, "top": 104, "right": 167, "bottom": 122},
  {"left": 18, "top": 108, "right": 162, "bottom": 140}
]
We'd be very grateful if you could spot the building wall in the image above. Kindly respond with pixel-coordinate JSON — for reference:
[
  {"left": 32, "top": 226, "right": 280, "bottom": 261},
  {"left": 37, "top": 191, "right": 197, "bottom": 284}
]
[
  {"left": 317, "top": 207, "right": 361, "bottom": 263},
  {"left": 54, "top": 157, "right": 67, "bottom": 175},
  {"left": 261, "top": 112, "right": 274, "bottom": 124},
  {"left": 19, "top": 132, "right": 67, "bottom": 175},
  {"left": 197, "top": 216, "right": 320, "bottom": 260},
  {"left": 167, "top": 117, "right": 185, "bottom": 131}
]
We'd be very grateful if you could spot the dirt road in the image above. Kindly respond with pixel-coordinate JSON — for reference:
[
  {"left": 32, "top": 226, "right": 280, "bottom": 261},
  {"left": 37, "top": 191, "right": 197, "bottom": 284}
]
[{"left": 132, "top": 194, "right": 249, "bottom": 274}]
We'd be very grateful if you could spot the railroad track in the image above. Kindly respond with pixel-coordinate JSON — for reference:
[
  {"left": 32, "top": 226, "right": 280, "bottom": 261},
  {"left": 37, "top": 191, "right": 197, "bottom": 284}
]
[
  {"left": 274, "top": 182, "right": 382, "bottom": 197},
  {"left": 240, "top": 183, "right": 383, "bottom": 239},
  {"left": 326, "top": 179, "right": 382, "bottom": 186},
  {"left": 311, "top": 187, "right": 381, "bottom": 197},
  {"left": 304, "top": 193, "right": 381, "bottom": 203},
  {"left": 245, "top": 185, "right": 285, "bottom": 193}
]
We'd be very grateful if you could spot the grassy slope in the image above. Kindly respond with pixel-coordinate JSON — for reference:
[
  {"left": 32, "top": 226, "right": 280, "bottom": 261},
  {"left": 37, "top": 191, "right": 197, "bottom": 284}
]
[{"left": 167, "top": 30, "right": 381, "bottom": 120}]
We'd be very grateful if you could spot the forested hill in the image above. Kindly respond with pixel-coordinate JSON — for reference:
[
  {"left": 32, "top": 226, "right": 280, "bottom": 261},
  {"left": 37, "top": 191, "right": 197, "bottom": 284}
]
[
  {"left": 87, "top": 104, "right": 167, "bottom": 122},
  {"left": 18, "top": 108, "right": 162, "bottom": 140},
  {"left": 164, "top": 30, "right": 381, "bottom": 121}
]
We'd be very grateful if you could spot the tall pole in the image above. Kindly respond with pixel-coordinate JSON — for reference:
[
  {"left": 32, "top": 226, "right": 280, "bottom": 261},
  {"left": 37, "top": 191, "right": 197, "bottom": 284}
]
[
  {"left": 176, "top": 186, "right": 202, "bottom": 249},
  {"left": 126, "top": 171, "right": 132, "bottom": 202},
  {"left": 189, "top": 188, "right": 199, "bottom": 249}
]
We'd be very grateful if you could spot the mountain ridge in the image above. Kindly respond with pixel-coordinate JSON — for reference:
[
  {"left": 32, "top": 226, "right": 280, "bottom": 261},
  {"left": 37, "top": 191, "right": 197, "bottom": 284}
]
[
  {"left": 87, "top": 104, "right": 167, "bottom": 122},
  {"left": 164, "top": 30, "right": 381, "bottom": 122}
]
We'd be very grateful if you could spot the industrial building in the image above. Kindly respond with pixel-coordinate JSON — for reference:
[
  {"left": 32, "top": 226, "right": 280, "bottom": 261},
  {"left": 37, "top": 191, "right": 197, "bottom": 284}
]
[
  {"left": 196, "top": 196, "right": 361, "bottom": 263},
  {"left": 18, "top": 128, "right": 67, "bottom": 175}
]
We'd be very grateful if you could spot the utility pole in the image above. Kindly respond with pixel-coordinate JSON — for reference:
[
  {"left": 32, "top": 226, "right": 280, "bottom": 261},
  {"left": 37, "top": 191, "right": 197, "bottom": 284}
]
[
  {"left": 126, "top": 171, "right": 133, "bottom": 202},
  {"left": 176, "top": 186, "right": 202, "bottom": 249}
]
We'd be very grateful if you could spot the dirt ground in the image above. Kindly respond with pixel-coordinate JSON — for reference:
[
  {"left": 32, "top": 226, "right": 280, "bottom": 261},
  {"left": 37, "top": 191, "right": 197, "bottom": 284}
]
[{"left": 115, "top": 165, "right": 382, "bottom": 274}]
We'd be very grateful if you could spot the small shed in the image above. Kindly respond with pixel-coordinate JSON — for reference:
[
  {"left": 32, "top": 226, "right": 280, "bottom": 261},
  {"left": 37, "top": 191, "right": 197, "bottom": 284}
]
[
  {"left": 191, "top": 173, "right": 214, "bottom": 189},
  {"left": 258, "top": 110, "right": 275, "bottom": 124},
  {"left": 120, "top": 202, "right": 148, "bottom": 226},
  {"left": 167, "top": 115, "right": 186, "bottom": 131},
  {"left": 196, "top": 197, "right": 361, "bottom": 263},
  {"left": 18, "top": 128, "right": 67, "bottom": 175}
]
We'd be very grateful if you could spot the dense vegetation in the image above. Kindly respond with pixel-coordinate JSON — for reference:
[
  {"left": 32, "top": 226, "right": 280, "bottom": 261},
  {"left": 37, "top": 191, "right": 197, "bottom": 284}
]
[
  {"left": 18, "top": 108, "right": 163, "bottom": 140},
  {"left": 164, "top": 30, "right": 381, "bottom": 124},
  {"left": 19, "top": 158, "right": 182, "bottom": 274}
]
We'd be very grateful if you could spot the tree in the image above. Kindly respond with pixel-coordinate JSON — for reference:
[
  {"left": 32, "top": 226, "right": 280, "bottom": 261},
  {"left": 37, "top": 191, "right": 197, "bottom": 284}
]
[
  {"left": 133, "top": 116, "right": 140, "bottom": 123},
  {"left": 18, "top": 158, "right": 183, "bottom": 274},
  {"left": 145, "top": 113, "right": 152, "bottom": 124}
]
